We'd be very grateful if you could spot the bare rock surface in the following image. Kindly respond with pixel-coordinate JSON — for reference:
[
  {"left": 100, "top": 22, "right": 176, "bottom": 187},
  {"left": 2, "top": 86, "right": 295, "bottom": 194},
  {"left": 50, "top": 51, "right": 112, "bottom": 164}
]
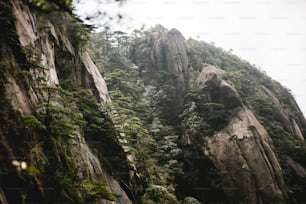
[{"left": 192, "top": 65, "right": 288, "bottom": 203}]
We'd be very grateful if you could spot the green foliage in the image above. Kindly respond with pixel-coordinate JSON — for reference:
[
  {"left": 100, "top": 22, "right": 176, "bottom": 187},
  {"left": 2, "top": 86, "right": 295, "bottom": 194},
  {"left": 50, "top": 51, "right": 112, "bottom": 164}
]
[
  {"left": 201, "top": 102, "right": 228, "bottom": 131},
  {"left": 250, "top": 95, "right": 279, "bottom": 120},
  {"left": 90, "top": 29, "right": 185, "bottom": 201},
  {"left": 186, "top": 38, "right": 296, "bottom": 103},
  {"left": 258, "top": 114, "right": 306, "bottom": 202},
  {"left": 181, "top": 83, "right": 229, "bottom": 138},
  {"left": 23, "top": 44, "right": 46, "bottom": 71},
  {"left": 0, "top": 0, "right": 28, "bottom": 70},
  {"left": 226, "top": 70, "right": 256, "bottom": 99},
  {"left": 90, "top": 29, "right": 132, "bottom": 64},
  {"left": 34, "top": 82, "right": 124, "bottom": 203},
  {"left": 142, "top": 185, "right": 178, "bottom": 204},
  {"left": 26, "top": 0, "right": 73, "bottom": 12},
  {"left": 26, "top": 165, "right": 41, "bottom": 175},
  {"left": 81, "top": 180, "right": 118, "bottom": 202},
  {"left": 30, "top": 142, "right": 47, "bottom": 172},
  {"left": 47, "top": 12, "right": 93, "bottom": 51},
  {"left": 52, "top": 163, "right": 83, "bottom": 202},
  {"left": 152, "top": 122, "right": 183, "bottom": 177},
  {"left": 109, "top": 99, "right": 159, "bottom": 185},
  {"left": 36, "top": 85, "right": 85, "bottom": 139},
  {"left": 68, "top": 21, "right": 93, "bottom": 50},
  {"left": 24, "top": 115, "right": 46, "bottom": 130},
  {"left": 90, "top": 30, "right": 112, "bottom": 59},
  {"left": 247, "top": 125, "right": 256, "bottom": 131},
  {"left": 60, "top": 81, "right": 129, "bottom": 175}
]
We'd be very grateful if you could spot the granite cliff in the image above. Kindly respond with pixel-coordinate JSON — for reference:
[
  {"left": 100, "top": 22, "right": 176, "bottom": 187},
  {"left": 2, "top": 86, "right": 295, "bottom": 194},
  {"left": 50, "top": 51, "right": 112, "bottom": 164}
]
[{"left": 0, "top": 0, "right": 135, "bottom": 203}]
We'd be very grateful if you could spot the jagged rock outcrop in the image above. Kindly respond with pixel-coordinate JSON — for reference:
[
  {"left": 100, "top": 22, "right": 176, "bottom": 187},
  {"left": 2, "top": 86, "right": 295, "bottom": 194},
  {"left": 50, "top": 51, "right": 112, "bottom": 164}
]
[
  {"left": 286, "top": 157, "right": 306, "bottom": 178},
  {"left": 197, "top": 64, "right": 243, "bottom": 109},
  {"left": 0, "top": 0, "right": 131, "bottom": 203},
  {"left": 204, "top": 107, "right": 287, "bottom": 203},
  {"left": 150, "top": 28, "right": 189, "bottom": 98},
  {"left": 129, "top": 27, "right": 190, "bottom": 125},
  {"left": 130, "top": 27, "right": 189, "bottom": 99},
  {"left": 258, "top": 85, "right": 305, "bottom": 140},
  {"left": 12, "top": 0, "right": 110, "bottom": 103},
  {"left": 182, "top": 65, "right": 288, "bottom": 203}
]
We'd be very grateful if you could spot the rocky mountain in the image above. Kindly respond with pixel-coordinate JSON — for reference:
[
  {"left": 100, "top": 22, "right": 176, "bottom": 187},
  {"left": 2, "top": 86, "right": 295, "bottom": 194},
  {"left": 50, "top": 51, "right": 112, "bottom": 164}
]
[
  {"left": 1, "top": 1, "right": 306, "bottom": 203},
  {"left": 129, "top": 26, "right": 189, "bottom": 124},
  {"left": 121, "top": 26, "right": 306, "bottom": 203},
  {"left": 0, "top": 0, "right": 135, "bottom": 203}
]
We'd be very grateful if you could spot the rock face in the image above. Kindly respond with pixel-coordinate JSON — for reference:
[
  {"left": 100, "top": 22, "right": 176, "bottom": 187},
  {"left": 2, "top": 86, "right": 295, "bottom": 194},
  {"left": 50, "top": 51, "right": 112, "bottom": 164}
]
[
  {"left": 12, "top": 0, "right": 110, "bottom": 103},
  {"left": 129, "top": 28, "right": 190, "bottom": 125},
  {"left": 0, "top": 0, "right": 130, "bottom": 203},
  {"left": 258, "top": 85, "right": 305, "bottom": 140},
  {"left": 182, "top": 65, "right": 288, "bottom": 203},
  {"left": 197, "top": 65, "right": 243, "bottom": 109},
  {"left": 150, "top": 28, "right": 189, "bottom": 98},
  {"left": 286, "top": 157, "right": 306, "bottom": 178},
  {"left": 205, "top": 107, "right": 287, "bottom": 203},
  {"left": 130, "top": 27, "right": 189, "bottom": 100}
]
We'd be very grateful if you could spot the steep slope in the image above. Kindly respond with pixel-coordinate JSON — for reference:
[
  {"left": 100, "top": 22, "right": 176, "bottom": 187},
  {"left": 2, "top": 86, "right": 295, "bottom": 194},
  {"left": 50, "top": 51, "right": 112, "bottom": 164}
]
[
  {"left": 126, "top": 26, "right": 306, "bottom": 203},
  {"left": 181, "top": 39, "right": 306, "bottom": 203},
  {"left": 130, "top": 27, "right": 189, "bottom": 98},
  {"left": 130, "top": 26, "right": 189, "bottom": 124},
  {"left": 150, "top": 28, "right": 189, "bottom": 98},
  {"left": 187, "top": 39, "right": 306, "bottom": 141},
  {"left": 0, "top": 0, "right": 134, "bottom": 203},
  {"left": 181, "top": 65, "right": 287, "bottom": 203}
]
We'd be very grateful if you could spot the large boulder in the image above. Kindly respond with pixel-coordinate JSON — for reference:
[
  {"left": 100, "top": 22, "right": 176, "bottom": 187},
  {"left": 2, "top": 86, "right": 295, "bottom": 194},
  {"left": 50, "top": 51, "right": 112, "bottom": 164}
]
[
  {"left": 197, "top": 64, "right": 243, "bottom": 109},
  {"left": 182, "top": 64, "right": 288, "bottom": 203},
  {"left": 204, "top": 107, "right": 287, "bottom": 203},
  {"left": 151, "top": 28, "right": 189, "bottom": 98},
  {"left": 130, "top": 27, "right": 189, "bottom": 100}
]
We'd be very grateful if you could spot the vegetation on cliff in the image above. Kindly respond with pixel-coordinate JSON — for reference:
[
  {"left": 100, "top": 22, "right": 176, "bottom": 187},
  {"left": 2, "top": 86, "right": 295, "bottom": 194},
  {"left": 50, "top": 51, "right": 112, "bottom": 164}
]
[
  {"left": 1, "top": 0, "right": 306, "bottom": 203},
  {"left": 90, "top": 25, "right": 306, "bottom": 203},
  {"left": 0, "top": 0, "right": 129, "bottom": 203}
]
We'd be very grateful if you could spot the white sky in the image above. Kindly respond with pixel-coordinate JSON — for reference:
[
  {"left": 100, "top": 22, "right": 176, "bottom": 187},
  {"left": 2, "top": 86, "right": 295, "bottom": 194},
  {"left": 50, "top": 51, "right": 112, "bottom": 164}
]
[{"left": 74, "top": 0, "right": 306, "bottom": 116}]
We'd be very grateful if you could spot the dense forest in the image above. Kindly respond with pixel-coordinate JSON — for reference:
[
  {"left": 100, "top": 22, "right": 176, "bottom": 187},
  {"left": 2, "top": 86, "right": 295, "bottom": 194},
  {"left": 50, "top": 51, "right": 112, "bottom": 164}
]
[{"left": 1, "top": 0, "right": 306, "bottom": 203}]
